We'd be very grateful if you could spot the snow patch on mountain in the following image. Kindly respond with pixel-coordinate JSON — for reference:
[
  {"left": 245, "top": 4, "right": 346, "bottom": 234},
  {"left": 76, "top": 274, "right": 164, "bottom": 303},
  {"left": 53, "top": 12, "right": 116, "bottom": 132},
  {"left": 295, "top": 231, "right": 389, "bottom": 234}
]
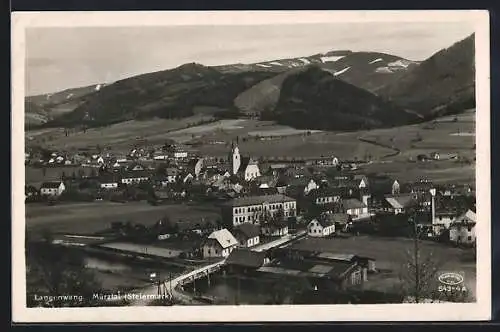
[
  {"left": 320, "top": 56, "right": 345, "bottom": 63},
  {"left": 388, "top": 59, "right": 412, "bottom": 68},
  {"left": 256, "top": 64, "right": 271, "bottom": 68},
  {"left": 375, "top": 67, "right": 394, "bottom": 74},
  {"left": 269, "top": 61, "right": 283, "bottom": 66},
  {"left": 369, "top": 58, "right": 383, "bottom": 64},
  {"left": 66, "top": 93, "right": 74, "bottom": 99},
  {"left": 299, "top": 58, "right": 311, "bottom": 65},
  {"left": 333, "top": 67, "right": 351, "bottom": 76},
  {"left": 95, "top": 84, "right": 102, "bottom": 91}
]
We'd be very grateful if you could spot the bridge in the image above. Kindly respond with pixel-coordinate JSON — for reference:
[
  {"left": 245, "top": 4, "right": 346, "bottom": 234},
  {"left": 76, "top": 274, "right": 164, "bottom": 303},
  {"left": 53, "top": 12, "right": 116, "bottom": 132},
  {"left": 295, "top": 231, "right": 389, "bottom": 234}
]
[
  {"left": 131, "top": 259, "right": 226, "bottom": 306},
  {"left": 130, "top": 229, "right": 308, "bottom": 306}
]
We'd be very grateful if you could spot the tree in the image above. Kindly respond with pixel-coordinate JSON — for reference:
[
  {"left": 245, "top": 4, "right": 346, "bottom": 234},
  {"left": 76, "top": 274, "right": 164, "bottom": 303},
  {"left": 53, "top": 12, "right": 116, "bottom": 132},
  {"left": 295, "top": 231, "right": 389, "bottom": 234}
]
[
  {"left": 398, "top": 204, "right": 473, "bottom": 303},
  {"left": 26, "top": 236, "right": 102, "bottom": 307}
]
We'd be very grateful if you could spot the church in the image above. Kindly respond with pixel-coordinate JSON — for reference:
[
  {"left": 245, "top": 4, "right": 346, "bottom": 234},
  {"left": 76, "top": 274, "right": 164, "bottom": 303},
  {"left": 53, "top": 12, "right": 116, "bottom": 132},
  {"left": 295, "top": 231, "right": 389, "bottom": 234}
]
[{"left": 230, "top": 142, "right": 261, "bottom": 181}]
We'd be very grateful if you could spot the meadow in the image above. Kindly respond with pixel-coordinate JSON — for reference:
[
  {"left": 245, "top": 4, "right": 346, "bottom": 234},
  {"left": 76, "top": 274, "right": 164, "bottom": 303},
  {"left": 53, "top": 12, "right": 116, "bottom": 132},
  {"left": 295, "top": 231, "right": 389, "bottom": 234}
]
[
  {"left": 25, "top": 110, "right": 476, "bottom": 184},
  {"left": 25, "top": 201, "right": 221, "bottom": 235}
]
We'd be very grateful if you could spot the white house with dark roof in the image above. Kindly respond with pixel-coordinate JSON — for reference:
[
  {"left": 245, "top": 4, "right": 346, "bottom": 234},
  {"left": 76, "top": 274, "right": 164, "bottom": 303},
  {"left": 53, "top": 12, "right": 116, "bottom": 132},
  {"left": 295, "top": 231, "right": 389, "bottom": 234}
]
[
  {"left": 202, "top": 228, "right": 238, "bottom": 258},
  {"left": 40, "top": 181, "right": 66, "bottom": 196},
  {"left": 261, "top": 220, "right": 289, "bottom": 237},
  {"left": 99, "top": 174, "right": 120, "bottom": 189},
  {"left": 121, "top": 171, "right": 150, "bottom": 185},
  {"left": 233, "top": 223, "right": 261, "bottom": 248},
  {"left": 383, "top": 194, "right": 416, "bottom": 214},
  {"left": 449, "top": 209, "right": 477, "bottom": 245},
  {"left": 339, "top": 198, "right": 368, "bottom": 218},
  {"left": 308, "top": 218, "right": 336, "bottom": 237},
  {"left": 221, "top": 194, "right": 297, "bottom": 227}
]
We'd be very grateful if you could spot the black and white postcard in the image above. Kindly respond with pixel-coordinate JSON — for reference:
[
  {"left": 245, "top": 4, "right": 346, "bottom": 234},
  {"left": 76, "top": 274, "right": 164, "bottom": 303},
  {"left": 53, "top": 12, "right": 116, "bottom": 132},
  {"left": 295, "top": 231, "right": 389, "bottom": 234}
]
[{"left": 11, "top": 10, "right": 491, "bottom": 322}]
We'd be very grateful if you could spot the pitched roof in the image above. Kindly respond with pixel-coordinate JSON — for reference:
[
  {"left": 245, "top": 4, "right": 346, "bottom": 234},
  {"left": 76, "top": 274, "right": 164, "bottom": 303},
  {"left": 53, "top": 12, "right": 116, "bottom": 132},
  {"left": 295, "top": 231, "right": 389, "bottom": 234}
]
[
  {"left": 328, "top": 213, "right": 350, "bottom": 224},
  {"left": 225, "top": 248, "right": 266, "bottom": 268},
  {"left": 40, "top": 181, "right": 62, "bottom": 189},
  {"left": 310, "top": 187, "right": 346, "bottom": 198},
  {"left": 384, "top": 194, "right": 416, "bottom": 209},
  {"left": 340, "top": 198, "right": 366, "bottom": 210},
  {"left": 121, "top": 170, "right": 150, "bottom": 179},
  {"left": 310, "top": 218, "right": 335, "bottom": 228},
  {"left": 98, "top": 174, "right": 120, "bottom": 183},
  {"left": 222, "top": 194, "right": 296, "bottom": 207},
  {"left": 207, "top": 229, "right": 238, "bottom": 248},
  {"left": 234, "top": 223, "right": 260, "bottom": 239},
  {"left": 453, "top": 209, "right": 476, "bottom": 224}
]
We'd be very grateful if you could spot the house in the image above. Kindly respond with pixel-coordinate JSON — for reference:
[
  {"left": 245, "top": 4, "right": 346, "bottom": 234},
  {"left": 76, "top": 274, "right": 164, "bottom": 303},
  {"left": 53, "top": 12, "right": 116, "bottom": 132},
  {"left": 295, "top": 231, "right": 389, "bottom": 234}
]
[
  {"left": 121, "top": 171, "right": 150, "bottom": 185},
  {"left": 153, "top": 150, "right": 169, "bottom": 160},
  {"left": 233, "top": 223, "right": 261, "bottom": 248},
  {"left": 256, "top": 255, "right": 364, "bottom": 291},
  {"left": 368, "top": 176, "right": 400, "bottom": 200},
  {"left": 220, "top": 194, "right": 297, "bottom": 227},
  {"left": 202, "top": 228, "right": 238, "bottom": 258},
  {"left": 261, "top": 220, "right": 289, "bottom": 237},
  {"left": 96, "top": 156, "right": 105, "bottom": 164},
  {"left": 308, "top": 218, "right": 336, "bottom": 237},
  {"left": 25, "top": 185, "right": 40, "bottom": 200},
  {"left": 431, "top": 152, "right": 440, "bottom": 160},
  {"left": 352, "top": 175, "right": 369, "bottom": 189},
  {"left": 165, "top": 168, "right": 179, "bottom": 184},
  {"left": 275, "top": 177, "right": 289, "bottom": 194},
  {"left": 225, "top": 248, "right": 269, "bottom": 274},
  {"left": 40, "top": 181, "right": 66, "bottom": 196},
  {"left": 382, "top": 194, "right": 416, "bottom": 214},
  {"left": 285, "top": 177, "right": 319, "bottom": 197},
  {"left": 99, "top": 174, "right": 120, "bottom": 189},
  {"left": 255, "top": 175, "right": 278, "bottom": 189},
  {"left": 311, "top": 187, "right": 345, "bottom": 205},
  {"left": 326, "top": 213, "right": 350, "bottom": 231},
  {"left": 432, "top": 210, "right": 458, "bottom": 236},
  {"left": 173, "top": 150, "right": 188, "bottom": 159},
  {"left": 449, "top": 209, "right": 477, "bottom": 245},
  {"left": 339, "top": 198, "right": 368, "bottom": 218}
]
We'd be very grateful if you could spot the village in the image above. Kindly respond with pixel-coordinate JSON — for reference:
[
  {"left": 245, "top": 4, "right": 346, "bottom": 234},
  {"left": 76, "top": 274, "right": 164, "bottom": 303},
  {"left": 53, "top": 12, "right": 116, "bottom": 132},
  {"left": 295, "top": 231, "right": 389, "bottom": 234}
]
[{"left": 24, "top": 137, "right": 477, "bottom": 306}]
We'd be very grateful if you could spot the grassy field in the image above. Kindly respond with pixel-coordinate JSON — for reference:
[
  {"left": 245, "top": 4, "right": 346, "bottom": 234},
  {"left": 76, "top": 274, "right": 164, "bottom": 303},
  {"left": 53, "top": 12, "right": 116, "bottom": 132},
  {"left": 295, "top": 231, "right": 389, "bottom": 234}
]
[
  {"left": 25, "top": 201, "right": 221, "bottom": 234},
  {"left": 25, "top": 115, "right": 214, "bottom": 152},
  {"left": 291, "top": 235, "right": 476, "bottom": 299},
  {"left": 25, "top": 110, "right": 476, "bottom": 184},
  {"left": 25, "top": 165, "right": 95, "bottom": 186}
]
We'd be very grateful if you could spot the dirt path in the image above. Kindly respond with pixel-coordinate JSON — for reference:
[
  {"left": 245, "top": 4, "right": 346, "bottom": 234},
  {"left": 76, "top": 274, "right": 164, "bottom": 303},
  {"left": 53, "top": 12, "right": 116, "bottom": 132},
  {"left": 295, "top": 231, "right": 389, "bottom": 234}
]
[{"left": 357, "top": 136, "right": 401, "bottom": 160}]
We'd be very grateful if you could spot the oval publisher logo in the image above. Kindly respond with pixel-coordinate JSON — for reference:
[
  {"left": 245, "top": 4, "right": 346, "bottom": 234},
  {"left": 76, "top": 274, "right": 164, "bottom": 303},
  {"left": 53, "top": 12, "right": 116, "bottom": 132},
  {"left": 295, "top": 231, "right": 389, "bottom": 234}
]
[{"left": 438, "top": 272, "right": 464, "bottom": 286}]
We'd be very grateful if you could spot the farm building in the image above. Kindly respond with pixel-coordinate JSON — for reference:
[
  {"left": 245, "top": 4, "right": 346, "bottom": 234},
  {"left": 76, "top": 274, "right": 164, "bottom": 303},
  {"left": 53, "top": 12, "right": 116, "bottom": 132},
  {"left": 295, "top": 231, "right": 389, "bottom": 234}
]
[{"left": 40, "top": 181, "right": 66, "bottom": 197}]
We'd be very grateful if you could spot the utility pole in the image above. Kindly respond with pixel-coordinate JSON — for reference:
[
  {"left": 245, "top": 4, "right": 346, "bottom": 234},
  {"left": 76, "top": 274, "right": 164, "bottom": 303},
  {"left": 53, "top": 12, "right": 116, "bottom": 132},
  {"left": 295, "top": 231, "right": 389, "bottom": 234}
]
[{"left": 157, "top": 272, "right": 161, "bottom": 296}]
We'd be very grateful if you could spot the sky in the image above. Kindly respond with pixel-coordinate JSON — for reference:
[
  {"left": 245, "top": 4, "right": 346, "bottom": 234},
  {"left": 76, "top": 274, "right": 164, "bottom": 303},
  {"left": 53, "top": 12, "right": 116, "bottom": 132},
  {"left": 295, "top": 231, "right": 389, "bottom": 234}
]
[{"left": 25, "top": 22, "right": 475, "bottom": 96}]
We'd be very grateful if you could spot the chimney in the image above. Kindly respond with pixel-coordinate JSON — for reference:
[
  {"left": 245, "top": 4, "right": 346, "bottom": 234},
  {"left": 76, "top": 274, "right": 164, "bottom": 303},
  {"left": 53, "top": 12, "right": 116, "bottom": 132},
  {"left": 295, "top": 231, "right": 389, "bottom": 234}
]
[{"left": 430, "top": 188, "right": 437, "bottom": 224}]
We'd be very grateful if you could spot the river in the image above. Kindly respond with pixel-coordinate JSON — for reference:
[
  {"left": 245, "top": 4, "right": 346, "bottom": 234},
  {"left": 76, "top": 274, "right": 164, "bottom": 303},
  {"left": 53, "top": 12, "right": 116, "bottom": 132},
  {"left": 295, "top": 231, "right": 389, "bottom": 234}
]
[{"left": 182, "top": 274, "right": 283, "bottom": 305}]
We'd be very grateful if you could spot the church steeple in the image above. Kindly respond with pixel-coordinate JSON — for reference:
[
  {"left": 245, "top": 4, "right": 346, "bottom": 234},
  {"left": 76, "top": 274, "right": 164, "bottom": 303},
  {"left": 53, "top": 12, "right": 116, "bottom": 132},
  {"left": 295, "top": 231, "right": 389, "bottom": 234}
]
[{"left": 231, "top": 141, "right": 241, "bottom": 175}]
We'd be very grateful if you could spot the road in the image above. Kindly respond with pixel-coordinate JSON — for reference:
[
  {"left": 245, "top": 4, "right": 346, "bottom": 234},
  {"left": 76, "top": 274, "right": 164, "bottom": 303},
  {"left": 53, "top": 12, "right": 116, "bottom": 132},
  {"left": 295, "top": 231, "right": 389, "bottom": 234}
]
[
  {"left": 251, "top": 230, "right": 307, "bottom": 252},
  {"left": 130, "top": 230, "right": 307, "bottom": 306}
]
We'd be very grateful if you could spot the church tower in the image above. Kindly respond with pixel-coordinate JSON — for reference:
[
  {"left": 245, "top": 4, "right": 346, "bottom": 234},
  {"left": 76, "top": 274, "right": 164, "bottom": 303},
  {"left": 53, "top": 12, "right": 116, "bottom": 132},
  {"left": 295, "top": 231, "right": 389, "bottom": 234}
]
[{"left": 231, "top": 142, "right": 241, "bottom": 175}]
